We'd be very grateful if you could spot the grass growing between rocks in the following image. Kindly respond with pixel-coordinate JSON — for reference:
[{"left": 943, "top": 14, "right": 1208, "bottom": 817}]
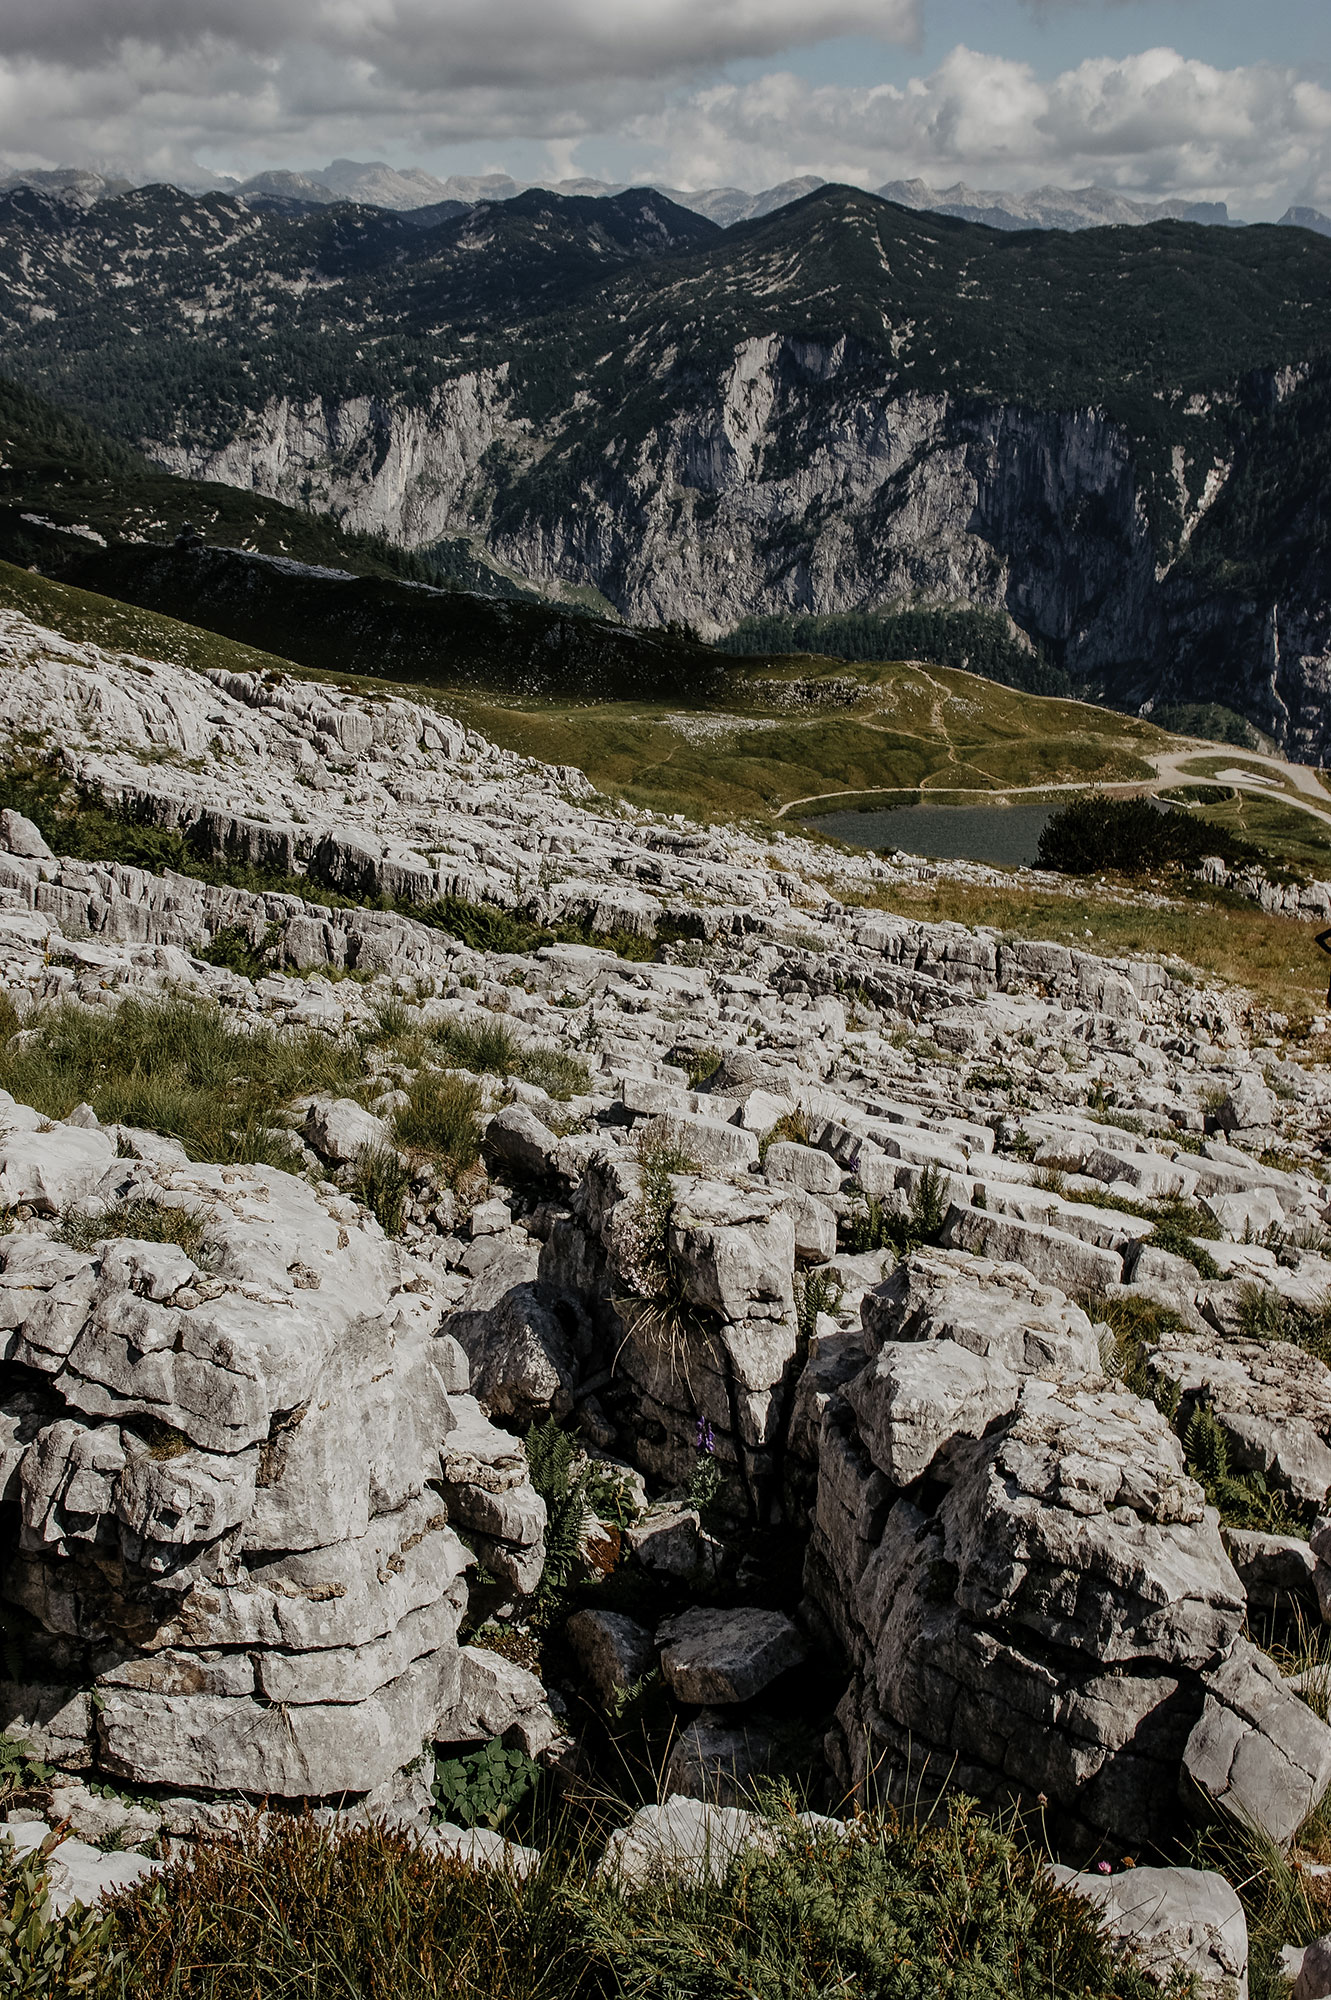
[
  {"left": 58, "top": 1196, "right": 213, "bottom": 1259},
  {"left": 1090, "top": 1292, "right": 1315, "bottom": 1536},
  {"left": 0, "top": 995, "right": 364, "bottom": 1169},
  {"left": 70, "top": 1798, "right": 1177, "bottom": 2000},
  {"left": 842, "top": 877, "right": 1330, "bottom": 1023},
  {"left": 367, "top": 1005, "right": 591, "bottom": 1103},
  {"left": 392, "top": 1071, "right": 485, "bottom": 1185}
]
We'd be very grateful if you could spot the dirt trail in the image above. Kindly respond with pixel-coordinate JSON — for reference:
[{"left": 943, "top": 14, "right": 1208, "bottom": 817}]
[{"left": 778, "top": 739, "right": 1331, "bottom": 834}]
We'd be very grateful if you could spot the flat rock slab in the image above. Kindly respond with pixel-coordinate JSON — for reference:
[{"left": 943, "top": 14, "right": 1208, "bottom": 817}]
[
  {"left": 656, "top": 1605, "right": 807, "bottom": 1705},
  {"left": 1051, "top": 1863, "right": 1247, "bottom": 2000}
]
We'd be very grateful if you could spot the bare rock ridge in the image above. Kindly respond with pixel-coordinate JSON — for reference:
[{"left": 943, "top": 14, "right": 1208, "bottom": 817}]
[{"left": 2, "top": 604, "right": 1331, "bottom": 1987}]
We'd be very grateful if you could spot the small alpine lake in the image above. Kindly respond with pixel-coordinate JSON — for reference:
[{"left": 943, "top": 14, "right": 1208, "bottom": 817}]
[{"left": 805, "top": 797, "right": 1061, "bottom": 868}]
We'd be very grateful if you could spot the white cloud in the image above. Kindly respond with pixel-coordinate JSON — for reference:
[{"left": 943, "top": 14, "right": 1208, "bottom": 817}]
[
  {"left": 0, "top": 0, "right": 918, "bottom": 176},
  {"left": 0, "top": 6, "right": 1329, "bottom": 214},
  {"left": 631, "top": 46, "right": 1331, "bottom": 209}
]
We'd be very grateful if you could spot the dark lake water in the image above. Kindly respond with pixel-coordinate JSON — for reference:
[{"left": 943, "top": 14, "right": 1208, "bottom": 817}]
[{"left": 807, "top": 799, "right": 1058, "bottom": 868}]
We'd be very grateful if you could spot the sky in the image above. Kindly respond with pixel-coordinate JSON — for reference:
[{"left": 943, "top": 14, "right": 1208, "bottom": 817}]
[{"left": 1, "top": 0, "right": 1329, "bottom": 218}]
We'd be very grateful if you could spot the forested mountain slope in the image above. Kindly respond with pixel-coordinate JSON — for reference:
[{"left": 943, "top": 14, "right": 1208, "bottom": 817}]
[{"left": 2, "top": 182, "right": 1330, "bottom": 753}]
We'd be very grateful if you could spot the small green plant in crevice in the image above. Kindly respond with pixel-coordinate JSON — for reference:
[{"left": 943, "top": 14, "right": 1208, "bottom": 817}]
[
  {"left": 196, "top": 919, "right": 285, "bottom": 980},
  {"left": 614, "top": 1124, "right": 700, "bottom": 1349},
  {"left": 430, "top": 1737, "right": 541, "bottom": 1832},
  {"left": 0, "top": 1735, "right": 52, "bottom": 1797},
  {"left": 350, "top": 1142, "right": 411, "bottom": 1237},
  {"left": 57, "top": 1195, "right": 212, "bottom": 1259},
  {"left": 683, "top": 1045, "right": 723, "bottom": 1091},
  {"left": 844, "top": 1161, "right": 951, "bottom": 1260},
  {"left": 523, "top": 1418, "right": 595, "bottom": 1614},
  {"left": 1145, "top": 1216, "right": 1222, "bottom": 1278},
  {"left": 0, "top": 1827, "right": 120, "bottom": 1998},
  {"left": 1182, "top": 1403, "right": 1311, "bottom": 1537},
  {"left": 686, "top": 1415, "right": 724, "bottom": 1525},
  {"left": 1088, "top": 1290, "right": 1188, "bottom": 1402},
  {"left": 795, "top": 1268, "right": 844, "bottom": 1344},
  {"left": 757, "top": 1107, "right": 813, "bottom": 1161}
]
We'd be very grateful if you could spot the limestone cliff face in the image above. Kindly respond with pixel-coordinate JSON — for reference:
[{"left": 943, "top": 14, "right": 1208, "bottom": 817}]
[{"left": 151, "top": 332, "right": 1331, "bottom": 758}]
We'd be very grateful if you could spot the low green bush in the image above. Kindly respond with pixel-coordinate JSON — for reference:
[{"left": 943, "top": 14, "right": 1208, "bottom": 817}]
[
  {"left": 0, "top": 1828, "right": 120, "bottom": 1998},
  {"left": 431, "top": 1739, "right": 542, "bottom": 1832},
  {"left": 90, "top": 1800, "right": 1178, "bottom": 1999},
  {"left": 1037, "top": 791, "right": 1264, "bottom": 878}
]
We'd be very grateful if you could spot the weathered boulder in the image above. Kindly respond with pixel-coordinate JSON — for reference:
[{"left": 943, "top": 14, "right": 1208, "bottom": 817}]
[
  {"left": 486, "top": 1104, "right": 560, "bottom": 1179},
  {"left": 656, "top": 1606, "right": 807, "bottom": 1705},
  {"left": 1183, "top": 1638, "right": 1331, "bottom": 1845},
  {"left": 444, "top": 1279, "right": 577, "bottom": 1425},
  {"left": 4, "top": 1820, "right": 164, "bottom": 1915},
  {"left": 0, "top": 1120, "right": 544, "bottom": 1804},
  {"left": 565, "top": 1609, "right": 655, "bottom": 1708},
  {"left": 302, "top": 1097, "right": 393, "bottom": 1165},
  {"left": 809, "top": 1374, "right": 1248, "bottom": 1851},
  {"left": 860, "top": 1249, "right": 1103, "bottom": 1384},
  {"left": 599, "top": 1796, "right": 774, "bottom": 1888},
  {"left": 845, "top": 1339, "right": 1019, "bottom": 1487},
  {"left": 1052, "top": 1863, "right": 1248, "bottom": 2000}
]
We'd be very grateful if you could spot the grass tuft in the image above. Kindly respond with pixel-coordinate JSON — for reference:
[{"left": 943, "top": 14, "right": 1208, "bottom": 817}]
[{"left": 58, "top": 1196, "right": 211, "bottom": 1259}]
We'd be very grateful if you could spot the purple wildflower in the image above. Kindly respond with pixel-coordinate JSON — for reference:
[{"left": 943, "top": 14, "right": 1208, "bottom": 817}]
[{"left": 695, "top": 1418, "right": 715, "bottom": 1454}]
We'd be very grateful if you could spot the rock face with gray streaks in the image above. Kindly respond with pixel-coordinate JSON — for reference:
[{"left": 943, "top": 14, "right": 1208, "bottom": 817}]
[
  {"left": 805, "top": 1252, "right": 1267, "bottom": 1853},
  {"left": 0, "top": 1124, "right": 544, "bottom": 1799}
]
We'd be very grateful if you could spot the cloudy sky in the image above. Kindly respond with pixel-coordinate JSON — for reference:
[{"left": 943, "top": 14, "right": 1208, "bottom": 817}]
[{"left": 1, "top": 0, "right": 1329, "bottom": 216}]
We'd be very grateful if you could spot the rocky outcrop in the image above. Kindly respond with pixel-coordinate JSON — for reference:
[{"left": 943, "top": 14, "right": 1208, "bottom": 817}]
[
  {"left": 0, "top": 1119, "right": 544, "bottom": 1803},
  {"left": 805, "top": 1249, "right": 1331, "bottom": 1854}
]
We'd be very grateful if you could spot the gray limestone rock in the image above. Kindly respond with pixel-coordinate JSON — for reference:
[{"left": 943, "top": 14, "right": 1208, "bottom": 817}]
[
  {"left": 656, "top": 1606, "right": 807, "bottom": 1704},
  {"left": 302, "top": 1097, "right": 393, "bottom": 1165},
  {"left": 565, "top": 1609, "right": 655, "bottom": 1708},
  {"left": 599, "top": 1796, "right": 778, "bottom": 1888},
  {"left": 941, "top": 1205, "right": 1122, "bottom": 1295},
  {"left": 486, "top": 1104, "right": 560, "bottom": 1179},
  {"left": 662, "top": 1712, "right": 776, "bottom": 1805},
  {"left": 1051, "top": 1863, "right": 1248, "bottom": 2000},
  {"left": 859, "top": 1249, "right": 1102, "bottom": 1382},
  {"left": 1183, "top": 1638, "right": 1331, "bottom": 1845},
  {"left": 845, "top": 1338, "right": 1020, "bottom": 1487}
]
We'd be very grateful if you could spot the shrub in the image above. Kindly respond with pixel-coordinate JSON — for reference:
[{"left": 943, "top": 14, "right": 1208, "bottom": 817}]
[
  {"left": 350, "top": 1143, "right": 410, "bottom": 1237},
  {"left": 0, "top": 1827, "right": 119, "bottom": 1998},
  {"left": 58, "top": 1196, "right": 212, "bottom": 1259},
  {"left": 392, "top": 1071, "right": 483, "bottom": 1183},
  {"left": 513, "top": 1045, "right": 589, "bottom": 1102},
  {"left": 196, "top": 920, "right": 283, "bottom": 980},
  {"left": 92, "top": 1803, "right": 1177, "bottom": 2000},
  {"left": 431, "top": 1738, "right": 542, "bottom": 1832},
  {"left": 1037, "top": 790, "right": 1263, "bottom": 877}
]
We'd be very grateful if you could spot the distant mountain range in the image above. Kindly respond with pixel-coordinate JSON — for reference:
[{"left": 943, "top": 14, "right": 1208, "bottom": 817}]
[
  {"left": 3, "top": 159, "right": 1329, "bottom": 237},
  {"left": 3, "top": 177, "right": 1331, "bottom": 760}
]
